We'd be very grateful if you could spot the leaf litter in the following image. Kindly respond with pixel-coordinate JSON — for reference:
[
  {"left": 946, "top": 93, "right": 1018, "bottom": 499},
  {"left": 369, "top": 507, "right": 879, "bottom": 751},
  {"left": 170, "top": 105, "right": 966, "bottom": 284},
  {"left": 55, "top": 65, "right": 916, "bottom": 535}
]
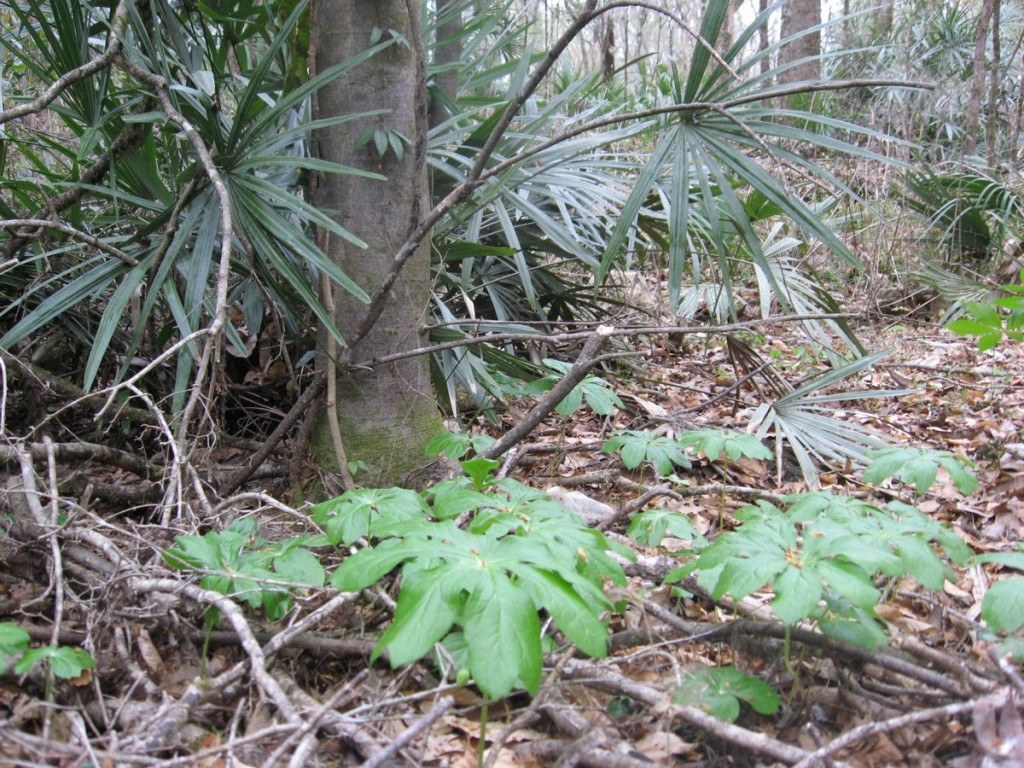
[{"left": 2, "top": 316, "right": 1024, "bottom": 767}]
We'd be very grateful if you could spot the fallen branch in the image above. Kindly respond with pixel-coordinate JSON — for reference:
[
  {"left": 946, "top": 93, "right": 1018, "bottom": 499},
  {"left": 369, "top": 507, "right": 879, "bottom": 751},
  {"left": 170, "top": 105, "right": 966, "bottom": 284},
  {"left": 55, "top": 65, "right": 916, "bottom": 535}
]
[
  {"left": 220, "top": 374, "right": 326, "bottom": 494},
  {"left": 482, "top": 326, "right": 614, "bottom": 460},
  {"left": 790, "top": 690, "right": 1012, "bottom": 768},
  {"left": 0, "top": 441, "right": 162, "bottom": 480},
  {"left": 361, "top": 695, "right": 455, "bottom": 768},
  {"left": 562, "top": 658, "right": 821, "bottom": 766}
]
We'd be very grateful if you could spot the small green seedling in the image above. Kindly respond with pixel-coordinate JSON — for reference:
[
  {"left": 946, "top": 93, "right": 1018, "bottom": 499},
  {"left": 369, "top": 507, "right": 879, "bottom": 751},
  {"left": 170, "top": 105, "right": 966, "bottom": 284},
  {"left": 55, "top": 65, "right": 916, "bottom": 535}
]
[
  {"left": 975, "top": 547, "right": 1024, "bottom": 634},
  {"left": 165, "top": 518, "right": 325, "bottom": 622},
  {"left": 0, "top": 621, "right": 95, "bottom": 679},
  {"left": 863, "top": 447, "right": 978, "bottom": 496},
  {"left": 522, "top": 359, "right": 624, "bottom": 417},
  {"left": 627, "top": 508, "right": 705, "bottom": 548},
  {"left": 677, "top": 429, "right": 772, "bottom": 463},
  {"left": 424, "top": 431, "right": 496, "bottom": 460},
  {"left": 673, "top": 666, "right": 780, "bottom": 721},
  {"left": 602, "top": 430, "right": 692, "bottom": 477}
]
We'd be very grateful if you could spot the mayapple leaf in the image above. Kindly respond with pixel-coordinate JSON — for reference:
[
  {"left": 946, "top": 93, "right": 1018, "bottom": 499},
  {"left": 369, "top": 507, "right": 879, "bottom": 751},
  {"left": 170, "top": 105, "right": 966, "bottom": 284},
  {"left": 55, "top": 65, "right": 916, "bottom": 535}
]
[
  {"left": 678, "top": 429, "right": 772, "bottom": 462},
  {"left": 461, "top": 456, "right": 500, "bottom": 490},
  {"left": 14, "top": 646, "right": 95, "bottom": 679},
  {"left": 673, "top": 666, "right": 779, "bottom": 722},
  {"left": 374, "top": 566, "right": 462, "bottom": 667},
  {"left": 425, "top": 431, "right": 473, "bottom": 459},
  {"left": 602, "top": 430, "right": 691, "bottom": 477},
  {"left": 627, "top": 508, "right": 705, "bottom": 548},
  {"left": 273, "top": 547, "right": 325, "bottom": 588},
  {"left": 331, "top": 538, "right": 418, "bottom": 591},
  {"left": 512, "top": 565, "right": 608, "bottom": 659},
  {"left": 771, "top": 566, "right": 822, "bottom": 625},
  {"left": 0, "top": 623, "right": 31, "bottom": 671},
  {"left": 981, "top": 578, "right": 1024, "bottom": 633},
  {"left": 864, "top": 447, "right": 977, "bottom": 496},
  {"left": 463, "top": 572, "right": 542, "bottom": 698},
  {"left": 425, "top": 431, "right": 495, "bottom": 460},
  {"left": 815, "top": 559, "right": 879, "bottom": 609},
  {"left": 524, "top": 360, "right": 623, "bottom": 417},
  {"left": 312, "top": 487, "right": 429, "bottom": 545}
]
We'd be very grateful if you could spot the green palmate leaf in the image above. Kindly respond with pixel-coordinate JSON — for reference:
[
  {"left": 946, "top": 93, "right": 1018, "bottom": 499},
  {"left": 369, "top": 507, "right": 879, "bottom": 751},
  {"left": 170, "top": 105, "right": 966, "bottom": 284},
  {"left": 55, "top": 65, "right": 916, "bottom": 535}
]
[
  {"left": 770, "top": 565, "right": 824, "bottom": 625},
  {"left": 511, "top": 566, "right": 608, "bottom": 659},
  {"left": 311, "top": 487, "right": 430, "bottom": 545},
  {"left": 0, "top": 623, "right": 31, "bottom": 672},
  {"left": 330, "top": 538, "right": 416, "bottom": 591},
  {"left": 893, "top": 535, "right": 948, "bottom": 591},
  {"left": 602, "top": 430, "right": 692, "bottom": 477},
  {"left": 164, "top": 524, "right": 323, "bottom": 621},
  {"left": 424, "top": 431, "right": 495, "bottom": 460},
  {"left": 864, "top": 447, "right": 978, "bottom": 495},
  {"left": 14, "top": 645, "right": 95, "bottom": 679},
  {"left": 272, "top": 548, "right": 325, "bottom": 588},
  {"left": 373, "top": 566, "right": 463, "bottom": 667},
  {"left": 711, "top": 551, "right": 790, "bottom": 602},
  {"left": 976, "top": 550, "right": 1024, "bottom": 572},
  {"left": 627, "top": 508, "right": 705, "bottom": 548},
  {"left": 819, "top": 611, "right": 889, "bottom": 651},
  {"left": 673, "top": 666, "right": 780, "bottom": 722},
  {"left": 815, "top": 560, "right": 880, "bottom": 609},
  {"left": 327, "top": 473, "right": 624, "bottom": 700},
  {"left": 684, "top": 490, "right": 967, "bottom": 631},
  {"left": 428, "top": 478, "right": 496, "bottom": 520},
  {"left": 461, "top": 456, "right": 500, "bottom": 490},
  {"left": 677, "top": 429, "right": 772, "bottom": 462},
  {"left": 463, "top": 571, "right": 542, "bottom": 696},
  {"left": 981, "top": 578, "right": 1024, "bottom": 633},
  {"left": 522, "top": 360, "right": 624, "bottom": 417}
]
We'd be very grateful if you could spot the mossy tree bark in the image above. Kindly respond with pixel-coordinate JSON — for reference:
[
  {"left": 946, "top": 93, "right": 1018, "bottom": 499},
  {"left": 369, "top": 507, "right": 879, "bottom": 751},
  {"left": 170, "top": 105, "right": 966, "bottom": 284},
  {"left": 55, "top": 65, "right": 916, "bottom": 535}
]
[{"left": 312, "top": 0, "right": 443, "bottom": 487}]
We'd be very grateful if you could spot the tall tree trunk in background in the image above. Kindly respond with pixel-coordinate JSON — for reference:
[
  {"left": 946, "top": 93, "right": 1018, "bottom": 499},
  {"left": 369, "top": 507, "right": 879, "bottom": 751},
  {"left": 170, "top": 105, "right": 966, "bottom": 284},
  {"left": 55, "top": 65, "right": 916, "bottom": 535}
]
[
  {"left": 719, "top": 0, "right": 743, "bottom": 54},
  {"left": 600, "top": 14, "right": 614, "bottom": 79},
  {"left": 778, "top": 0, "right": 821, "bottom": 84},
  {"left": 312, "top": 0, "right": 442, "bottom": 487},
  {"left": 429, "top": 0, "right": 462, "bottom": 129},
  {"left": 985, "top": 0, "right": 1001, "bottom": 168},
  {"left": 963, "top": 0, "right": 995, "bottom": 157},
  {"left": 757, "top": 0, "right": 769, "bottom": 79}
]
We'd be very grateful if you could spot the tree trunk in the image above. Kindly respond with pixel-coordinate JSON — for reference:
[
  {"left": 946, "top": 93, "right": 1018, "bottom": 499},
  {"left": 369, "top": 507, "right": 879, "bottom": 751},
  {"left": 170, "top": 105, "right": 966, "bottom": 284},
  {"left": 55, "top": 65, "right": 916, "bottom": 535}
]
[
  {"left": 963, "top": 0, "right": 995, "bottom": 157},
  {"left": 429, "top": 0, "right": 462, "bottom": 129},
  {"left": 985, "top": 0, "right": 1001, "bottom": 169},
  {"left": 778, "top": 0, "right": 821, "bottom": 84},
  {"left": 758, "top": 0, "right": 769, "bottom": 80},
  {"left": 719, "top": 0, "right": 744, "bottom": 54},
  {"left": 312, "top": 0, "right": 443, "bottom": 487}
]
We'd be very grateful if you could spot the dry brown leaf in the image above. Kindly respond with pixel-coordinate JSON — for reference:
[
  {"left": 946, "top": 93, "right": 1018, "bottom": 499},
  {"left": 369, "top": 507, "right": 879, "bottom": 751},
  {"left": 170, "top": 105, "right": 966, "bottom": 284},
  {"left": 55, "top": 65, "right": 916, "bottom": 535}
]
[
  {"left": 135, "top": 626, "right": 164, "bottom": 675},
  {"left": 633, "top": 729, "right": 695, "bottom": 761}
]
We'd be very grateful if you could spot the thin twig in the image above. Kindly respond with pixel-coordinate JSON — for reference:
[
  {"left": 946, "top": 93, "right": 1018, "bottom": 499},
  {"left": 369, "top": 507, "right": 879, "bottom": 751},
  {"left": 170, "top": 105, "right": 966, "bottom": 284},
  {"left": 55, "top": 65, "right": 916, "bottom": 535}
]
[
  {"left": 220, "top": 375, "right": 327, "bottom": 495},
  {"left": 360, "top": 696, "right": 455, "bottom": 768},
  {"left": 320, "top": 265, "right": 355, "bottom": 491},
  {"left": 790, "top": 691, "right": 1010, "bottom": 768},
  {"left": 563, "top": 658, "right": 820, "bottom": 766},
  {"left": 350, "top": 313, "right": 856, "bottom": 369},
  {"left": 0, "top": 218, "right": 137, "bottom": 265}
]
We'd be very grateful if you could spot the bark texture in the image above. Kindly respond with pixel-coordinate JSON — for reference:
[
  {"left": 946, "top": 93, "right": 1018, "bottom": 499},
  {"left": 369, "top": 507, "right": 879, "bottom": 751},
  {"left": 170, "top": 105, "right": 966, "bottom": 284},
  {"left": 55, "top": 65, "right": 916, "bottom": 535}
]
[
  {"left": 313, "top": 0, "right": 442, "bottom": 486},
  {"left": 778, "top": 0, "right": 821, "bottom": 84}
]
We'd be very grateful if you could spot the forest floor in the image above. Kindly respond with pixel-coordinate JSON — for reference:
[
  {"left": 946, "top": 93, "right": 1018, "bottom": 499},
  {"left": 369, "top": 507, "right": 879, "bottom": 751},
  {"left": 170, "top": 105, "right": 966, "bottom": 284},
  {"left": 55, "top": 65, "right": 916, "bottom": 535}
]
[{"left": 2, "top": 292, "right": 1024, "bottom": 767}]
